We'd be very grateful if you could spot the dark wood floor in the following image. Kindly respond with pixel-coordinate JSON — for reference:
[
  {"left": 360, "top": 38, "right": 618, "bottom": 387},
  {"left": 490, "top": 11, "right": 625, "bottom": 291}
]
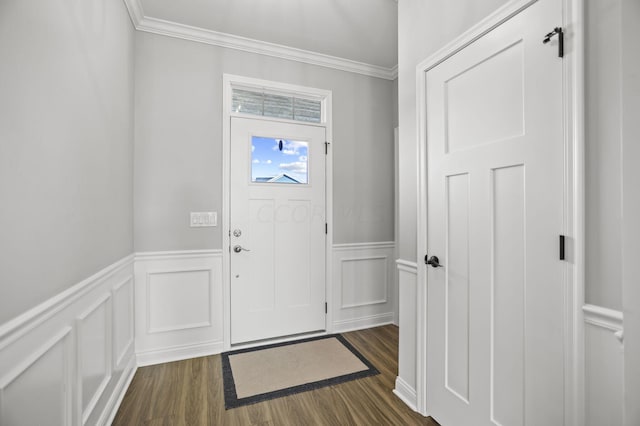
[{"left": 113, "top": 325, "right": 439, "bottom": 425}]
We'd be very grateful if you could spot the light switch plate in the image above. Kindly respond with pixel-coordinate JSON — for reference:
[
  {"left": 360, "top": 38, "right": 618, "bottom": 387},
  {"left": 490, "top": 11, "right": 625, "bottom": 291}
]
[{"left": 190, "top": 212, "right": 217, "bottom": 227}]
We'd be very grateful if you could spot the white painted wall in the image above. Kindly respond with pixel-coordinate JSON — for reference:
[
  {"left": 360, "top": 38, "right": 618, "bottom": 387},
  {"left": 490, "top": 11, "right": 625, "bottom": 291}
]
[
  {"left": 0, "top": 0, "right": 135, "bottom": 324},
  {"left": 584, "top": 0, "right": 640, "bottom": 423},
  {"left": 584, "top": 0, "right": 623, "bottom": 311},
  {"left": 134, "top": 31, "right": 395, "bottom": 251},
  {"left": 621, "top": 1, "right": 640, "bottom": 424}
]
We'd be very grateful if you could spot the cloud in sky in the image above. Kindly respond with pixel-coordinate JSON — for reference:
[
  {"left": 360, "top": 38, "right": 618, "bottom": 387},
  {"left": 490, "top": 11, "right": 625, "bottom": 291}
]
[
  {"left": 252, "top": 159, "right": 260, "bottom": 164},
  {"left": 279, "top": 161, "right": 307, "bottom": 174}
]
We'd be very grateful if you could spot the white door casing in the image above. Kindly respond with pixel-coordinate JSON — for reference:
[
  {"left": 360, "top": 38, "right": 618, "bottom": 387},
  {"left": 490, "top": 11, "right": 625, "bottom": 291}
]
[
  {"left": 230, "top": 117, "right": 327, "bottom": 344},
  {"left": 421, "top": 0, "right": 567, "bottom": 424}
]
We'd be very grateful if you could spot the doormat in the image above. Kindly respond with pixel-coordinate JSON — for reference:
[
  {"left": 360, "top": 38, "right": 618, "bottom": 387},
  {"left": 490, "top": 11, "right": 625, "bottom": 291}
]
[{"left": 221, "top": 334, "right": 379, "bottom": 409}]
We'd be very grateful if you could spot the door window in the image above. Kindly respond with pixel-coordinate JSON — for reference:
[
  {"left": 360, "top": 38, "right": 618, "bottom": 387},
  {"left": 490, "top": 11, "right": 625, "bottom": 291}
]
[{"left": 251, "top": 136, "right": 309, "bottom": 184}]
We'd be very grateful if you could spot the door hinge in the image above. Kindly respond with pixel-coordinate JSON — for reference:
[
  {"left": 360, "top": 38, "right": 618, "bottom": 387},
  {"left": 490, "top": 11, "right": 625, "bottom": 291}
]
[
  {"left": 325, "top": 302, "right": 328, "bottom": 314},
  {"left": 559, "top": 235, "right": 566, "bottom": 260},
  {"left": 543, "top": 27, "right": 564, "bottom": 58},
  {"left": 325, "top": 223, "right": 328, "bottom": 234},
  {"left": 325, "top": 141, "right": 330, "bottom": 155}
]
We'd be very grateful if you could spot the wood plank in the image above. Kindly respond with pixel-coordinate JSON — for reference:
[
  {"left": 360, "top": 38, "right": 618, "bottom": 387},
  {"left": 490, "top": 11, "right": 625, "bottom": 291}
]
[{"left": 113, "top": 325, "right": 439, "bottom": 425}]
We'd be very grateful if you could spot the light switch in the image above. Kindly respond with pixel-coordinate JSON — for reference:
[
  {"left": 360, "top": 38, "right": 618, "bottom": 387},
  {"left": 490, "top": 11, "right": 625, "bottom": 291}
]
[{"left": 190, "top": 212, "right": 217, "bottom": 227}]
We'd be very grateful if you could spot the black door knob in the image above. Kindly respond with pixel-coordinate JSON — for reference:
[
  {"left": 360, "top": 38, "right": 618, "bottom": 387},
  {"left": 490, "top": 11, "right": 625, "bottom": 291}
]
[{"left": 425, "top": 255, "right": 443, "bottom": 268}]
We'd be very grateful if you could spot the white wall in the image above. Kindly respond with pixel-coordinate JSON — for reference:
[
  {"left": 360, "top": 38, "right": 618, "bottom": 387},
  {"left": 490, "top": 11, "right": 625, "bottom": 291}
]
[
  {"left": 396, "top": 0, "right": 509, "bottom": 402},
  {"left": 133, "top": 31, "right": 395, "bottom": 251},
  {"left": 584, "top": 0, "right": 623, "bottom": 311},
  {"left": 0, "top": 0, "right": 135, "bottom": 325},
  {"left": 584, "top": 0, "right": 640, "bottom": 423},
  {"left": 621, "top": 1, "right": 640, "bottom": 424}
]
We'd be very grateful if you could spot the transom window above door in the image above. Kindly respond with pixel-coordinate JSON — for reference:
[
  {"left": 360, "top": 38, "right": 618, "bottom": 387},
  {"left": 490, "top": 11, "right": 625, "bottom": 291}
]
[
  {"left": 251, "top": 136, "right": 309, "bottom": 184},
  {"left": 232, "top": 88, "right": 322, "bottom": 123}
]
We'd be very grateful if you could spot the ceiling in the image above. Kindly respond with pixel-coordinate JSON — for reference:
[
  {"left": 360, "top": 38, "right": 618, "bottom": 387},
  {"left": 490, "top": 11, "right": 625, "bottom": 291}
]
[{"left": 138, "top": 0, "right": 398, "bottom": 69}]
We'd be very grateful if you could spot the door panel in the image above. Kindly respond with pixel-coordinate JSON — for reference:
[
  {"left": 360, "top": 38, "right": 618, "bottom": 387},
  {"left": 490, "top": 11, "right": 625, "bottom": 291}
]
[
  {"left": 445, "top": 173, "right": 471, "bottom": 403},
  {"left": 491, "top": 165, "right": 525, "bottom": 426},
  {"left": 426, "top": 0, "right": 565, "bottom": 424},
  {"left": 230, "top": 117, "right": 326, "bottom": 344}
]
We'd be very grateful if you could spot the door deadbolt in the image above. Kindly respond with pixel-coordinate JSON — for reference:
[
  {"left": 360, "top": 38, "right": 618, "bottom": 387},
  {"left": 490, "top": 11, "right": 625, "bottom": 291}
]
[{"left": 233, "top": 229, "right": 242, "bottom": 237}]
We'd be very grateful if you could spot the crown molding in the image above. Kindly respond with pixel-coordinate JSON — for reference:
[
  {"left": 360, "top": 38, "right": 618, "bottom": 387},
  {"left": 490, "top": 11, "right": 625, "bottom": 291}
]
[
  {"left": 123, "top": 0, "right": 144, "bottom": 27},
  {"left": 122, "top": 0, "right": 397, "bottom": 80}
]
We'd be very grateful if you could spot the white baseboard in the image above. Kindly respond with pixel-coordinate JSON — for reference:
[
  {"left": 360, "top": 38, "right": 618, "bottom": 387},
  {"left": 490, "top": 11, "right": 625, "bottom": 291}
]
[
  {"left": 100, "top": 356, "right": 137, "bottom": 426},
  {"left": 332, "top": 312, "right": 395, "bottom": 333},
  {"left": 394, "top": 376, "right": 418, "bottom": 412},
  {"left": 137, "top": 340, "right": 224, "bottom": 367}
]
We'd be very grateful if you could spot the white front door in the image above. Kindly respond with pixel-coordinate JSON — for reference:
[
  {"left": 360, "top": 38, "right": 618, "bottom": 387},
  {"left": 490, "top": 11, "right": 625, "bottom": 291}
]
[
  {"left": 230, "top": 117, "right": 326, "bottom": 344},
  {"left": 425, "top": 0, "right": 565, "bottom": 424}
]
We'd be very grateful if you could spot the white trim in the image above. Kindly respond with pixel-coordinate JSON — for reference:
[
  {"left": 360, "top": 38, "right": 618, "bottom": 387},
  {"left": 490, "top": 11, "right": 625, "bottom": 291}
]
[
  {"left": 136, "top": 340, "right": 224, "bottom": 367},
  {"left": 222, "top": 74, "right": 334, "bottom": 351},
  {"left": 135, "top": 249, "right": 222, "bottom": 261},
  {"left": 566, "top": 0, "right": 586, "bottom": 425},
  {"left": 332, "top": 312, "right": 395, "bottom": 333},
  {"left": 0, "top": 254, "right": 135, "bottom": 348},
  {"left": 583, "top": 305, "right": 623, "bottom": 333},
  {"left": 332, "top": 241, "right": 395, "bottom": 251},
  {"left": 121, "top": 0, "right": 397, "bottom": 81},
  {"left": 414, "top": 0, "right": 581, "bottom": 420},
  {"left": 100, "top": 356, "right": 137, "bottom": 426},
  {"left": 393, "top": 376, "right": 418, "bottom": 412},
  {"left": 396, "top": 259, "right": 418, "bottom": 274},
  {"left": 122, "top": 0, "right": 144, "bottom": 27}
]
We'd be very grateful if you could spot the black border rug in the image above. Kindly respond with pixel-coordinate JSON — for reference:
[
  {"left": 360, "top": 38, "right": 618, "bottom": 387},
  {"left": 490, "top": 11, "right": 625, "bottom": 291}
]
[{"left": 221, "top": 334, "right": 379, "bottom": 409}]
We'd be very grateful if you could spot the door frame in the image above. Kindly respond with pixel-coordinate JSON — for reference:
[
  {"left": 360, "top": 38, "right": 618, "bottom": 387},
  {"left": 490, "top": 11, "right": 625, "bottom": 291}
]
[
  {"left": 221, "top": 74, "right": 333, "bottom": 350},
  {"left": 414, "top": 0, "right": 585, "bottom": 424}
]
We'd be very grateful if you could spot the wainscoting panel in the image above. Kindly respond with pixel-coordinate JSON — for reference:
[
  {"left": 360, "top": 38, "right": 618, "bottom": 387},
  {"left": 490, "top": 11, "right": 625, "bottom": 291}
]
[
  {"left": 134, "top": 250, "right": 223, "bottom": 366},
  {"left": 584, "top": 304, "right": 624, "bottom": 426},
  {"left": 76, "top": 295, "right": 112, "bottom": 424},
  {"left": 394, "top": 259, "right": 418, "bottom": 411},
  {"left": 0, "top": 255, "right": 136, "bottom": 426},
  {"left": 112, "top": 277, "right": 134, "bottom": 369},
  {"left": 331, "top": 243, "right": 396, "bottom": 332}
]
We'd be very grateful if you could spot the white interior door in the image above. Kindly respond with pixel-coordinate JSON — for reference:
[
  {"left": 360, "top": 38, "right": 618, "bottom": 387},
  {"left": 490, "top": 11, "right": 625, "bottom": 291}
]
[
  {"left": 425, "top": 0, "right": 565, "bottom": 424},
  {"left": 230, "top": 117, "right": 326, "bottom": 344}
]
